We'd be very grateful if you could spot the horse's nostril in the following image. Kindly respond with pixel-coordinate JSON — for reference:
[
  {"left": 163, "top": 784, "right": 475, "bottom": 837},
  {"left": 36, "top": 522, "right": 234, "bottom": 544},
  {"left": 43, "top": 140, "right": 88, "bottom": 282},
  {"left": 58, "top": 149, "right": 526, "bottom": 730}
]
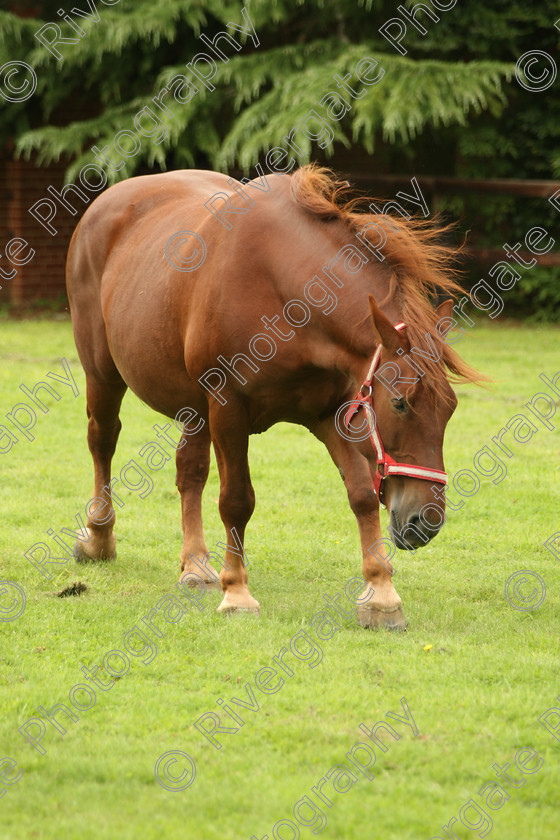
[{"left": 408, "top": 512, "right": 440, "bottom": 537}]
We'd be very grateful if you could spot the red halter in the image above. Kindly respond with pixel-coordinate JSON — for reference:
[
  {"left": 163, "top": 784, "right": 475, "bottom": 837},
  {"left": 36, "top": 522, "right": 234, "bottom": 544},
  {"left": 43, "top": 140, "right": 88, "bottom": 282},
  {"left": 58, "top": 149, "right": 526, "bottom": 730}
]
[{"left": 344, "top": 323, "right": 448, "bottom": 507}]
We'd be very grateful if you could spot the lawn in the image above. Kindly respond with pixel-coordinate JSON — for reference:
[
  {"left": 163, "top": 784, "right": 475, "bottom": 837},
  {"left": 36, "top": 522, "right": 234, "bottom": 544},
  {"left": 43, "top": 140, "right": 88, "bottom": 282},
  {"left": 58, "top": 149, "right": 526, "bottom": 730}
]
[{"left": 0, "top": 316, "right": 559, "bottom": 840}]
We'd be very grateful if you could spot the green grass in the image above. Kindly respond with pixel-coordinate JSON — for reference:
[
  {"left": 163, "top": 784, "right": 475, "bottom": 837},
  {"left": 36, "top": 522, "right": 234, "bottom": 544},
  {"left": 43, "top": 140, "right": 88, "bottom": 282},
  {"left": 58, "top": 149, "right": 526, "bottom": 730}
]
[{"left": 1, "top": 317, "right": 559, "bottom": 840}]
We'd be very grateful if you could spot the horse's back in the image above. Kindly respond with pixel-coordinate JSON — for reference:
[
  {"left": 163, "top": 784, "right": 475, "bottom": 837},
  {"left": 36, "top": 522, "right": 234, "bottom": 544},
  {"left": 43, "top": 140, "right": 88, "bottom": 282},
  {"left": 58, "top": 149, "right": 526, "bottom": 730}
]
[
  {"left": 65, "top": 168, "right": 295, "bottom": 413},
  {"left": 67, "top": 169, "right": 232, "bottom": 289}
]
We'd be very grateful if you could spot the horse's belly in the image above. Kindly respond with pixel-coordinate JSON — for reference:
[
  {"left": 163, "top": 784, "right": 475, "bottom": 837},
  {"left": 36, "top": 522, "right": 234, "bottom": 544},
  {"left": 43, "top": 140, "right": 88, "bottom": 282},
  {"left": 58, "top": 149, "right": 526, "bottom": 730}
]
[{"left": 100, "top": 282, "right": 200, "bottom": 419}]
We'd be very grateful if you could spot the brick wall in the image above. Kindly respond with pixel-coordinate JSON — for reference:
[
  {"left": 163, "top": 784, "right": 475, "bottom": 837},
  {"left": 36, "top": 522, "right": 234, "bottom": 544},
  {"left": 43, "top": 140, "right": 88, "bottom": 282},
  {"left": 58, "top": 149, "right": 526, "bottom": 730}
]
[{"left": 0, "top": 153, "right": 91, "bottom": 305}]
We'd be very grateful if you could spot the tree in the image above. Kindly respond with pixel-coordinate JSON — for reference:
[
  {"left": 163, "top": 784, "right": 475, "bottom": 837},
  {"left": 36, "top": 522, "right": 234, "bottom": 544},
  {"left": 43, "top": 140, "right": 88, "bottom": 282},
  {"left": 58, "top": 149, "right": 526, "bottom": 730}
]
[
  {"left": 1, "top": 0, "right": 515, "bottom": 183},
  {"left": 2, "top": 0, "right": 558, "bottom": 318}
]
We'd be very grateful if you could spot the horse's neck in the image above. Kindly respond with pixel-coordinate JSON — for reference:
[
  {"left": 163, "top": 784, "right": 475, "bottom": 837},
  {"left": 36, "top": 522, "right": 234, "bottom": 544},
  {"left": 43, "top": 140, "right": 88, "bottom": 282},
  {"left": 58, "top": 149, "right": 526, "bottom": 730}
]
[{"left": 339, "top": 263, "right": 403, "bottom": 359}]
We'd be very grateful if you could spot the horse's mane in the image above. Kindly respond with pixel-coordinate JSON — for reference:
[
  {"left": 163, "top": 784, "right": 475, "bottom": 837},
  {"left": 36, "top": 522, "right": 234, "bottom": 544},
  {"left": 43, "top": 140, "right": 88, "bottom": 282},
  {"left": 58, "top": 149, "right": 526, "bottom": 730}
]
[{"left": 289, "top": 163, "right": 484, "bottom": 402}]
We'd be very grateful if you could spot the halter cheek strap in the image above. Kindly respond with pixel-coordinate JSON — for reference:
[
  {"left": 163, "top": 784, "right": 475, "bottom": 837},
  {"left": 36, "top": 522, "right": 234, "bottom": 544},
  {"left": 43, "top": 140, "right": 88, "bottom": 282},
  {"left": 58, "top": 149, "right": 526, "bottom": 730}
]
[{"left": 344, "top": 322, "right": 448, "bottom": 507}]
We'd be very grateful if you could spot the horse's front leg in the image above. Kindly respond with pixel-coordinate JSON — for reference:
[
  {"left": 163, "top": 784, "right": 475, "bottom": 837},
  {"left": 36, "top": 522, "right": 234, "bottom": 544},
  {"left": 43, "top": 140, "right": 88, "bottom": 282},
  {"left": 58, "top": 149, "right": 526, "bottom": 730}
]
[
  {"left": 314, "top": 420, "right": 406, "bottom": 630},
  {"left": 351, "top": 487, "right": 406, "bottom": 630},
  {"left": 208, "top": 399, "right": 260, "bottom": 615}
]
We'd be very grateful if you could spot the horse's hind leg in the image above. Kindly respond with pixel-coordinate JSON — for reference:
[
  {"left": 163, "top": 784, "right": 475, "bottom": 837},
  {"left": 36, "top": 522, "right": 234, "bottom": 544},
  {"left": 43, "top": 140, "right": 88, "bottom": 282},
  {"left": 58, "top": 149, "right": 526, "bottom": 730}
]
[
  {"left": 176, "top": 421, "right": 221, "bottom": 588},
  {"left": 75, "top": 376, "right": 127, "bottom": 561}
]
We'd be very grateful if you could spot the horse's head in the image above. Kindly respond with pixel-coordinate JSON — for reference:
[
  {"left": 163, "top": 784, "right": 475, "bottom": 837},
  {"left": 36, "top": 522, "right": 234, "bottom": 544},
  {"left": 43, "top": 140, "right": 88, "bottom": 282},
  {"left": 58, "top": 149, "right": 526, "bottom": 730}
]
[{"left": 349, "top": 295, "right": 457, "bottom": 550}]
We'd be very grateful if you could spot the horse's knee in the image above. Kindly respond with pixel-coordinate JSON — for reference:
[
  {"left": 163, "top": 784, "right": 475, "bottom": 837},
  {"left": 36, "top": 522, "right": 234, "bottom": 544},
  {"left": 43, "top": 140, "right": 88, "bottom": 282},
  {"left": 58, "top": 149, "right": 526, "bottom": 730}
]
[
  {"left": 176, "top": 458, "right": 210, "bottom": 491},
  {"left": 348, "top": 484, "right": 378, "bottom": 518},
  {"left": 219, "top": 485, "right": 255, "bottom": 527}
]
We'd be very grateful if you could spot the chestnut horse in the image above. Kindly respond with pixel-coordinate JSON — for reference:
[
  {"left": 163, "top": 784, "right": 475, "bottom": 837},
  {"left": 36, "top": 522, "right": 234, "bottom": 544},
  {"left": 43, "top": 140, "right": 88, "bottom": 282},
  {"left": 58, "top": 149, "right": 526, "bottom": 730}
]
[{"left": 66, "top": 165, "right": 477, "bottom": 629}]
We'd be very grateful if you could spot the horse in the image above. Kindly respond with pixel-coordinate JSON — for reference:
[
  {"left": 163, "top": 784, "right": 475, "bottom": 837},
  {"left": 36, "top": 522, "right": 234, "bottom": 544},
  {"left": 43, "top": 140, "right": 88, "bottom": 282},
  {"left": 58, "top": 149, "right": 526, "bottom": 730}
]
[{"left": 66, "top": 164, "right": 479, "bottom": 630}]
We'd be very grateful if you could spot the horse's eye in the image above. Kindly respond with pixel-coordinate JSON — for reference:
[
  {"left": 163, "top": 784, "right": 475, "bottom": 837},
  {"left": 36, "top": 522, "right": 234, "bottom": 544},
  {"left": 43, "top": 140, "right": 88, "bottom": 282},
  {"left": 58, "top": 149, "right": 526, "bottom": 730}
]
[{"left": 392, "top": 398, "right": 408, "bottom": 414}]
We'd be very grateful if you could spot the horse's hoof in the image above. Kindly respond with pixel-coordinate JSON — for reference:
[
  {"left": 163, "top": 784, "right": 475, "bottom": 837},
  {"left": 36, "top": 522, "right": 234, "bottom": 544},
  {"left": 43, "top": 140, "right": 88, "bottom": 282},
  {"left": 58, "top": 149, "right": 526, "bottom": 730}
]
[
  {"left": 179, "top": 572, "right": 221, "bottom": 591},
  {"left": 191, "top": 578, "right": 222, "bottom": 591},
  {"left": 217, "top": 591, "right": 260, "bottom": 615},
  {"left": 219, "top": 605, "right": 261, "bottom": 616},
  {"left": 357, "top": 603, "right": 407, "bottom": 631},
  {"left": 179, "top": 556, "right": 223, "bottom": 590},
  {"left": 74, "top": 545, "right": 116, "bottom": 563},
  {"left": 74, "top": 532, "right": 116, "bottom": 563}
]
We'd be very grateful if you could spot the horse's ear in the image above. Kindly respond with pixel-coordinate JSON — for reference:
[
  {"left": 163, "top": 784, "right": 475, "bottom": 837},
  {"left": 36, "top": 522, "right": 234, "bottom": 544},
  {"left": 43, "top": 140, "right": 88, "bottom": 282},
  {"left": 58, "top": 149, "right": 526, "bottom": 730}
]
[
  {"left": 368, "top": 294, "right": 402, "bottom": 353},
  {"left": 435, "top": 298, "right": 454, "bottom": 320}
]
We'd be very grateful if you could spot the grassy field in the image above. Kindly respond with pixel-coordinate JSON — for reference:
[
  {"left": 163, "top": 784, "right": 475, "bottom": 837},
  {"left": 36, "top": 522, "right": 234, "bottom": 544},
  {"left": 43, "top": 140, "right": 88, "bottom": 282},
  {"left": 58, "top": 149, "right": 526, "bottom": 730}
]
[{"left": 1, "top": 316, "right": 559, "bottom": 840}]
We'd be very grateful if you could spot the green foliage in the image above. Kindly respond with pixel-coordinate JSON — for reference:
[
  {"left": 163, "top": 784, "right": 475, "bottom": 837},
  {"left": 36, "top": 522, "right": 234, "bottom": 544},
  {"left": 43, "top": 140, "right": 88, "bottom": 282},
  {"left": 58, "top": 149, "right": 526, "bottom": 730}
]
[
  {"left": 510, "top": 267, "right": 560, "bottom": 322},
  {"left": 3, "top": 1, "right": 515, "bottom": 179},
  {"left": 218, "top": 50, "right": 512, "bottom": 169},
  {"left": 2, "top": 0, "right": 559, "bottom": 320}
]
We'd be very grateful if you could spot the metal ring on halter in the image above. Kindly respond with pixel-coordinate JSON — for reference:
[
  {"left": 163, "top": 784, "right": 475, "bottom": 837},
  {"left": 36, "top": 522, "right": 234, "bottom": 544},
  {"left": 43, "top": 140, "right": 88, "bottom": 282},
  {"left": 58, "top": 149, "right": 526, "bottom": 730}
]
[{"left": 360, "top": 384, "right": 372, "bottom": 398}]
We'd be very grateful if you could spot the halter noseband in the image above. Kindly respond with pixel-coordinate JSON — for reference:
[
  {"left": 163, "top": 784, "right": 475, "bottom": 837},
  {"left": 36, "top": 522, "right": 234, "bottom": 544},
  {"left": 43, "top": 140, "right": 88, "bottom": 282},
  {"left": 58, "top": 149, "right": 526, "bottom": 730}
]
[{"left": 344, "top": 322, "right": 448, "bottom": 508}]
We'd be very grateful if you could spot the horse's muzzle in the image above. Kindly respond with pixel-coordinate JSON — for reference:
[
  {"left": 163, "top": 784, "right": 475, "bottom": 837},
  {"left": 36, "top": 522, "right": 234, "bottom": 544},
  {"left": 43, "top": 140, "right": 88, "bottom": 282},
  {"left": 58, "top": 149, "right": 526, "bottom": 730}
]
[{"left": 389, "top": 509, "right": 442, "bottom": 550}]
